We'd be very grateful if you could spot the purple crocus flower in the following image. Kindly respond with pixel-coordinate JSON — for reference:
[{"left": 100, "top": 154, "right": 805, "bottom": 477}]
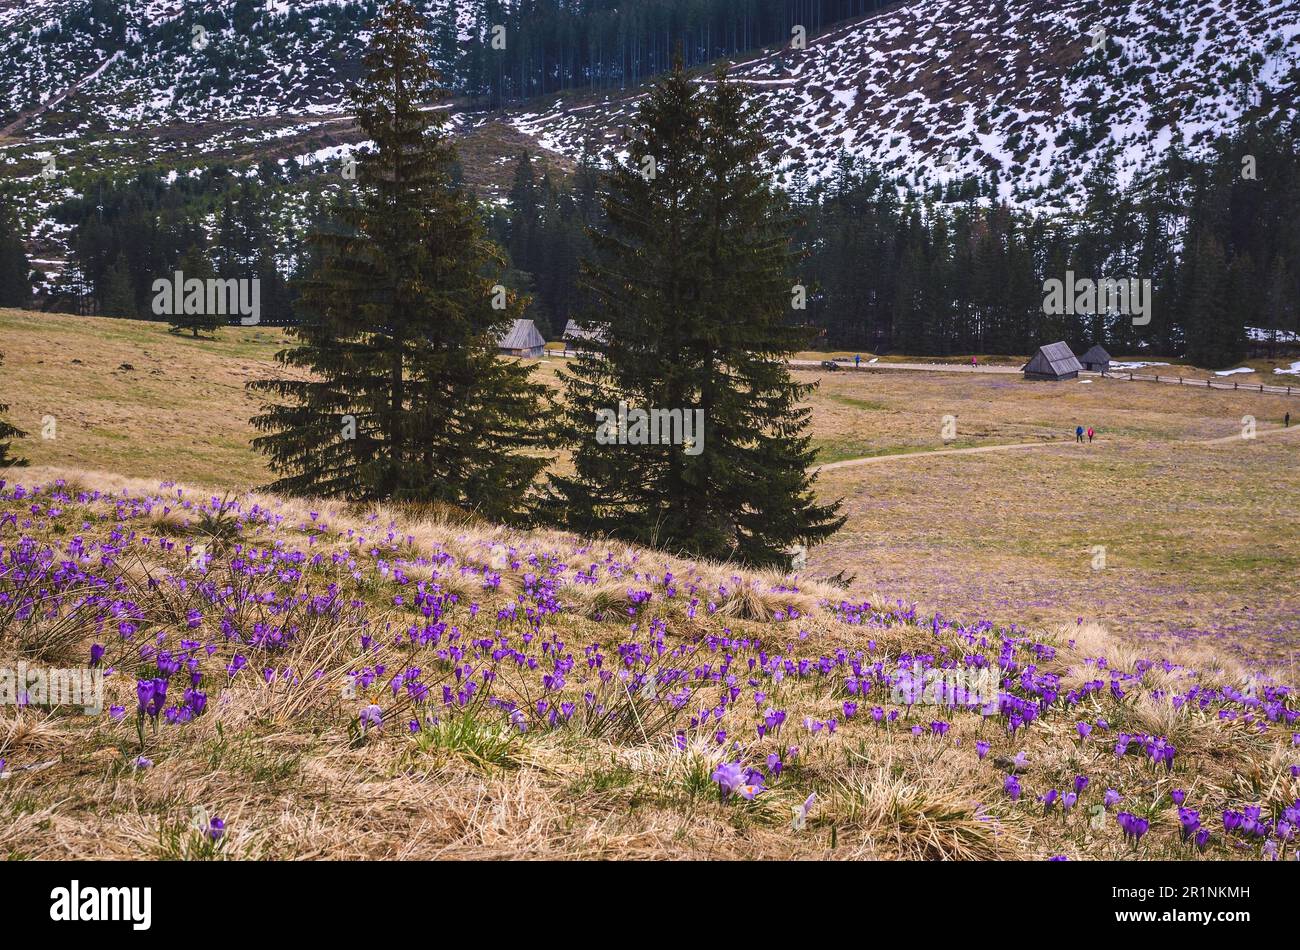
[
  {"left": 711, "top": 761, "right": 746, "bottom": 800},
  {"left": 136, "top": 678, "right": 168, "bottom": 718},
  {"left": 1040, "top": 789, "right": 1059, "bottom": 813},
  {"left": 976, "top": 740, "right": 990, "bottom": 760},
  {"left": 89, "top": 644, "right": 105, "bottom": 667},
  {"left": 1170, "top": 788, "right": 1186, "bottom": 806},
  {"left": 1076, "top": 722, "right": 1091, "bottom": 740},
  {"left": 1117, "top": 812, "right": 1149, "bottom": 844},
  {"left": 792, "top": 792, "right": 816, "bottom": 830},
  {"left": 1004, "top": 775, "right": 1021, "bottom": 800},
  {"left": 1074, "top": 775, "right": 1089, "bottom": 794},
  {"left": 1104, "top": 788, "right": 1121, "bottom": 809},
  {"left": 208, "top": 817, "right": 225, "bottom": 841},
  {"left": 358, "top": 704, "right": 383, "bottom": 731}
]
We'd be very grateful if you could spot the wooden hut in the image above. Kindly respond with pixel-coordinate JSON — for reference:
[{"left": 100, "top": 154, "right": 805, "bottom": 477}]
[
  {"left": 497, "top": 318, "right": 546, "bottom": 358},
  {"left": 1022, "top": 342, "right": 1082, "bottom": 381},
  {"left": 1078, "top": 344, "right": 1111, "bottom": 373},
  {"left": 562, "top": 319, "right": 604, "bottom": 355}
]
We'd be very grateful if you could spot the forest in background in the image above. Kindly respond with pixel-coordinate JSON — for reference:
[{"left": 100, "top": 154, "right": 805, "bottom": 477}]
[{"left": 1, "top": 113, "right": 1297, "bottom": 369}]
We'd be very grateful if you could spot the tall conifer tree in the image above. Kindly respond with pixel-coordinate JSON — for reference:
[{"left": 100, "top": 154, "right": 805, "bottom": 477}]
[
  {"left": 100, "top": 251, "right": 137, "bottom": 318},
  {"left": 0, "top": 198, "right": 30, "bottom": 308},
  {"left": 168, "top": 244, "right": 222, "bottom": 337},
  {"left": 249, "top": 0, "right": 544, "bottom": 516},
  {"left": 546, "top": 62, "right": 842, "bottom": 567}
]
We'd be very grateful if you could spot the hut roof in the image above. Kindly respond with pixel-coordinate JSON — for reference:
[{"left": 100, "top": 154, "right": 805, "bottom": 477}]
[
  {"left": 498, "top": 318, "right": 546, "bottom": 351},
  {"left": 1023, "top": 341, "right": 1082, "bottom": 377},
  {"left": 1078, "top": 344, "right": 1112, "bottom": 365},
  {"left": 563, "top": 319, "right": 604, "bottom": 342}
]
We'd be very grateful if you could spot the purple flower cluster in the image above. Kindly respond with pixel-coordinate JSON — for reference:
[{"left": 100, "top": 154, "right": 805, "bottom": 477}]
[{"left": 2, "top": 477, "right": 1298, "bottom": 862}]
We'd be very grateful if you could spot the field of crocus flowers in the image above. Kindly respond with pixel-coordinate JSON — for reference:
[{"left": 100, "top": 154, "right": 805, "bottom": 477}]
[{"left": 1, "top": 467, "right": 1296, "bottom": 860}]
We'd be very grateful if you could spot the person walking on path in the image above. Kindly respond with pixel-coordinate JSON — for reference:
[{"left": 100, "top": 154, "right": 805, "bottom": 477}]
[
  {"left": 1087, "top": 426, "right": 1095, "bottom": 443},
  {"left": 971, "top": 356, "right": 978, "bottom": 368},
  {"left": 1076, "top": 425, "right": 1084, "bottom": 443},
  {"left": 854, "top": 354, "right": 861, "bottom": 369},
  {"left": 1287, "top": 412, "right": 1291, "bottom": 428}
]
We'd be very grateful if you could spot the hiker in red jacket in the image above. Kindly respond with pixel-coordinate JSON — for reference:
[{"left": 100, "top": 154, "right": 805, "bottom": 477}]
[{"left": 1087, "top": 426, "right": 1095, "bottom": 443}]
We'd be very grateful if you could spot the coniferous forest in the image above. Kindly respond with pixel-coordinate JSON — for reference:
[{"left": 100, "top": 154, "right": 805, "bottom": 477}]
[
  {"left": 0, "top": 0, "right": 1296, "bottom": 374},
  {"left": 453, "top": 0, "right": 897, "bottom": 103},
  {"left": 4, "top": 112, "right": 1295, "bottom": 371}
]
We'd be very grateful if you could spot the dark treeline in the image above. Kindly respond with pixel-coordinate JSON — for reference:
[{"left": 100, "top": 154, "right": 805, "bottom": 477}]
[
  {"left": 0, "top": 194, "right": 32, "bottom": 309},
  {"left": 457, "top": 0, "right": 894, "bottom": 103},
  {"left": 22, "top": 116, "right": 1299, "bottom": 369},
  {"left": 488, "top": 149, "right": 602, "bottom": 338},
  {"left": 795, "top": 122, "right": 1300, "bottom": 367},
  {"left": 496, "top": 120, "right": 1300, "bottom": 368},
  {"left": 11, "top": 0, "right": 894, "bottom": 116},
  {"left": 49, "top": 164, "right": 308, "bottom": 323}
]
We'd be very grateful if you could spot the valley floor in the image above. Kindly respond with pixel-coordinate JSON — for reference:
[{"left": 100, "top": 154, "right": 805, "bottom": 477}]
[
  {"left": 4, "top": 308, "right": 1298, "bottom": 663},
  {"left": 1, "top": 310, "right": 1297, "bottom": 860}
]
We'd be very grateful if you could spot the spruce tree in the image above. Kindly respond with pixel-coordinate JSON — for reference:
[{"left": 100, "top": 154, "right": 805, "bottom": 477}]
[
  {"left": 546, "top": 62, "right": 842, "bottom": 567},
  {"left": 100, "top": 251, "right": 137, "bottom": 318},
  {"left": 168, "top": 244, "right": 222, "bottom": 337},
  {"left": 249, "top": 0, "right": 544, "bottom": 516},
  {"left": 1183, "top": 234, "right": 1244, "bottom": 368},
  {"left": 0, "top": 350, "right": 26, "bottom": 467},
  {"left": 0, "top": 198, "right": 30, "bottom": 308}
]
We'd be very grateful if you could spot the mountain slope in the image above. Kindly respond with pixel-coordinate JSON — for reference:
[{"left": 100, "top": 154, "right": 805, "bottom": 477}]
[
  {"left": 0, "top": 1, "right": 463, "bottom": 134},
  {"left": 0, "top": 0, "right": 1295, "bottom": 209},
  {"left": 507, "top": 0, "right": 1300, "bottom": 206}
]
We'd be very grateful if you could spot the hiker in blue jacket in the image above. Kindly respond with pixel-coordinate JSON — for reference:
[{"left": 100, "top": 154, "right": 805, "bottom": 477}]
[{"left": 1075, "top": 425, "right": 1084, "bottom": 443}]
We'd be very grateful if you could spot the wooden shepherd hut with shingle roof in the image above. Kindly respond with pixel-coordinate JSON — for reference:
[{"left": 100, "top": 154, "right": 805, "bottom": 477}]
[
  {"left": 497, "top": 318, "right": 546, "bottom": 358},
  {"left": 1022, "top": 342, "right": 1082, "bottom": 381},
  {"left": 1077, "top": 344, "right": 1111, "bottom": 373}
]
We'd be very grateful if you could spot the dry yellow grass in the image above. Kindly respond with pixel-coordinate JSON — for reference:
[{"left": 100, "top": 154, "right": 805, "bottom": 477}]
[
  {"left": 0, "top": 464, "right": 1295, "bottom": 861},
  {"left": 3, "top": 308, "right": 1297, "bottom": 662},
  {"left": 1, "top": 309, "right": 285, "bottom": 485}
]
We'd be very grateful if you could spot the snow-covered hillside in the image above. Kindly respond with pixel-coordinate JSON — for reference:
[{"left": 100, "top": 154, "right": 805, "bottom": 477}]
[
  {"left": 0, "top": 0, "right": 1296, "bottom": 212},
  {"left": 0, "top": 1, "right": 476, "bottom": 132},
  {"left": 509, "top": 0, "right": 1300, "bottom": 207}
]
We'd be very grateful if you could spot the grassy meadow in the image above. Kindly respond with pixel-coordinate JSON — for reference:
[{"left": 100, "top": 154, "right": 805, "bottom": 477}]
[
  {"left": 4, "top": 308, "right": 1299, "bottom": 660},
  {"left": 1, "top": 309, "right": 1297, "bottom": 861}
]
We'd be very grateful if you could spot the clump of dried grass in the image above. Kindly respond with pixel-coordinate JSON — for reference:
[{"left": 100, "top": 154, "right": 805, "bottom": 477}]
[{"left": 825, "top": 766, "right": 1012, "bottom": 860}]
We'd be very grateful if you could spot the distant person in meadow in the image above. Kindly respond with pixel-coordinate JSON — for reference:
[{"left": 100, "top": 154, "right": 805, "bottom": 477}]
[
  {"left": 854, "top": 354, "right": 861, "bottom": 368},
  {"left": 1087, "top": 426, "right": 1095, "bottom": 443},
  {"left": 971, "top": 356, "right": 977, "bottom": 368},
  {"left": 1076, "top": 425, "right": 1084, "bottom": 443}
]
